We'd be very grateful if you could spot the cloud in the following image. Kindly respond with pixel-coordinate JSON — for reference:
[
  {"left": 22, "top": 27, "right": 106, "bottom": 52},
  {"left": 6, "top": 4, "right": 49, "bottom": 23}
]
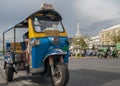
[
  {"left": 74, "top": 0, "right": 120, "bottom": 22},
  {"left": 0, "top": 0, "right": 43, "bottom": 38},
  {"left": 0, "top": 0, "right": 120, "bottom": 38},
  {"left": 0, "top": 0, "right": 44, "bottom": 26}
]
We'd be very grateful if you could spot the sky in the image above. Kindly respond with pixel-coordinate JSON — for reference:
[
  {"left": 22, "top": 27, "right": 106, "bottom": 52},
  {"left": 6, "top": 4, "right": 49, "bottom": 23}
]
[{"left": 0, "top": 0, "right": 120, "bottom": 42}]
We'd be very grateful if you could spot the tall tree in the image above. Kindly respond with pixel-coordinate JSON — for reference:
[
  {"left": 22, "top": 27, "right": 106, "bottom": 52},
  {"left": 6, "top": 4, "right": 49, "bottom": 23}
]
[{"left": 73, "top": 36, "right": 88, "bottom": 49}]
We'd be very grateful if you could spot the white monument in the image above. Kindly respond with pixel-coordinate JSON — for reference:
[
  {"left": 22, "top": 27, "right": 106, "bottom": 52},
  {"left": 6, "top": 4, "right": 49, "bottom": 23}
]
[{"left": 75, "top": 22, "right": 81, "bottom": 37}]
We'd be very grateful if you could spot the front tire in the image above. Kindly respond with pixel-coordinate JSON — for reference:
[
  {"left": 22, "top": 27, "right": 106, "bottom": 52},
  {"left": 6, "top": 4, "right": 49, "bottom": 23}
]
[{"left": 50, "top": 62, "right": 69, "bottom": 86}]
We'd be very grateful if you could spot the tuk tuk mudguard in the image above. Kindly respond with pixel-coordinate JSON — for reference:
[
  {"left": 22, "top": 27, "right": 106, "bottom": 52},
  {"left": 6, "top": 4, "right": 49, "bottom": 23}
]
[{"left": 43, "top": 48, "right": 66, "bottom": 61}]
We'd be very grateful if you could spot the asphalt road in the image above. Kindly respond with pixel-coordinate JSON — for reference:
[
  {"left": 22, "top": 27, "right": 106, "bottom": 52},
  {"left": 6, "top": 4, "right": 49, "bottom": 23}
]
[
  {"left": 68, "top": 57, "right": 120, "bottom": 86},
  {"left": 0, "top": 57, "right": 120, "bottom": 86}
]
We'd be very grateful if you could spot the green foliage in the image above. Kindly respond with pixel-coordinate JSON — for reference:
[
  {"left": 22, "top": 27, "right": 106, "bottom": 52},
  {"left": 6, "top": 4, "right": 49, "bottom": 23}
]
[{"left": 72, "top": 36, "right": 88, "bottom": 49}]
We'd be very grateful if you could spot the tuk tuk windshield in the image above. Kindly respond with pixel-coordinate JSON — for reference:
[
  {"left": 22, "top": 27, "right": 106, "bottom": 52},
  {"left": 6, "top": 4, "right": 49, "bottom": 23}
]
[{"left": 33, "top": 17, "right": 64, "bottom": 32}]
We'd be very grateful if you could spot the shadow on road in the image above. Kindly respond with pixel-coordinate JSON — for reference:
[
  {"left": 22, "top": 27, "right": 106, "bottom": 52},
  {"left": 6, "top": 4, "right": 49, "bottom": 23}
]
[
  {"left": 67, "top": 69, "right": 120, "bottom": 86},
  {"left": 0, "top": 83, "right": 8, "bottom": 86},
  {"left": 13, "top": 75, "right": 52, "bottom": 86},
  {"left": 0, "top": 71, "right": 52, "bottom": 86},
  {"left": 0, "top": 69, "right": 120, "bottom": 86}
]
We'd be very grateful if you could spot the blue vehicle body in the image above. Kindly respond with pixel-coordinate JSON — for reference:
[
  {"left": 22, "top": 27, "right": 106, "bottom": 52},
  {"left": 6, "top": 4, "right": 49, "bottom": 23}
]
[{"left": 31, "top": 36, "right": 69, "bottom": 68}]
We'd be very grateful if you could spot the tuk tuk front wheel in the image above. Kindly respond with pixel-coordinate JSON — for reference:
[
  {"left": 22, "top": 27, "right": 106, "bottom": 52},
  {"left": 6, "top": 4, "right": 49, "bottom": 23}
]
[
  {"left": 50, "top": 62, "right": 69, "bottom": 86},
  {"left": 4, "top": 64, "right": 14, "bottom": 81}
]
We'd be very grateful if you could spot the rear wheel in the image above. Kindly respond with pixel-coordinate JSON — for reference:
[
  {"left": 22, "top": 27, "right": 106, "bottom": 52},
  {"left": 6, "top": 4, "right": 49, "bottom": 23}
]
[
  {"left": 50, "top": 62, "right": 69, "bottom": 86},
  {"left": 4, "top": 64, "right": 14, "bottom": 81}
]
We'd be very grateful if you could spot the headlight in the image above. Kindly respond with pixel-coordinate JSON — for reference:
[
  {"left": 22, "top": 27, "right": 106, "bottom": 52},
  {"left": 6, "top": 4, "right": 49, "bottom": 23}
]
[
  {"left": 31, "top": 39, "right": 40, "bottom": 46},
  {"left": 34, "top": 39, "right": 40, "bottom": 45},
  {"left": 52, "top": 37, "right": 60, "bottom": 45}
]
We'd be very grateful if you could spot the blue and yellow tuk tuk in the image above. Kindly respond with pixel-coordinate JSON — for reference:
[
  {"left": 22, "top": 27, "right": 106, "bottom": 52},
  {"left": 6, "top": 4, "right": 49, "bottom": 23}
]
[{"left": 3, "top": 3, "right": 69, "bottom": 86}]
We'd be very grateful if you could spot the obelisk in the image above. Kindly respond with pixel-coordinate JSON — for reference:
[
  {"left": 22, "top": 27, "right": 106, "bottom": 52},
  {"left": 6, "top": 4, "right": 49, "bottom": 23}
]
[{"left": 75, "top": 22, "right": 81, "bottom": 37}]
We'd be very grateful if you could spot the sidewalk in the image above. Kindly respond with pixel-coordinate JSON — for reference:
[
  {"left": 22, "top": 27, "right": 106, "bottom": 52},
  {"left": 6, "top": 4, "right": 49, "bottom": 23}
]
[{"left": 69, "top": 56, "right": 97, "bottom": 59}]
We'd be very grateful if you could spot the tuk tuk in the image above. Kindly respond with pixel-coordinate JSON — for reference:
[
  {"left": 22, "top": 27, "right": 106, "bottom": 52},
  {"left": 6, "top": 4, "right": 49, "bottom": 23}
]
[
  {"left": 3, "top": 3, "right": 69, "bottom": 86},
  {"left": 97, "top": 45, "right": 108, "bottom": 58},
  {"left": 97, "top": 45, "right": 116, "bottom": 58}
]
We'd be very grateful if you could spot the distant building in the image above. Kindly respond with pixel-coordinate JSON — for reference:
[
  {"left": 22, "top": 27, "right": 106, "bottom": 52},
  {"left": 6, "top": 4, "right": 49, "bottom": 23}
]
[
  {"left": 99, "top": 24, "right": 120, "bottom": 45},
  {"left": 88, "top": 35, "right": 100, "bottom": 49}
]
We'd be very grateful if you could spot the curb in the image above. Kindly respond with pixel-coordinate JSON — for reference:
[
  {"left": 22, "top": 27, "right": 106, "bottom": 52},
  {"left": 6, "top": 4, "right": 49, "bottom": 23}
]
[{"left": 69, "top": 56, "right": 97, "bottom": 59}]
